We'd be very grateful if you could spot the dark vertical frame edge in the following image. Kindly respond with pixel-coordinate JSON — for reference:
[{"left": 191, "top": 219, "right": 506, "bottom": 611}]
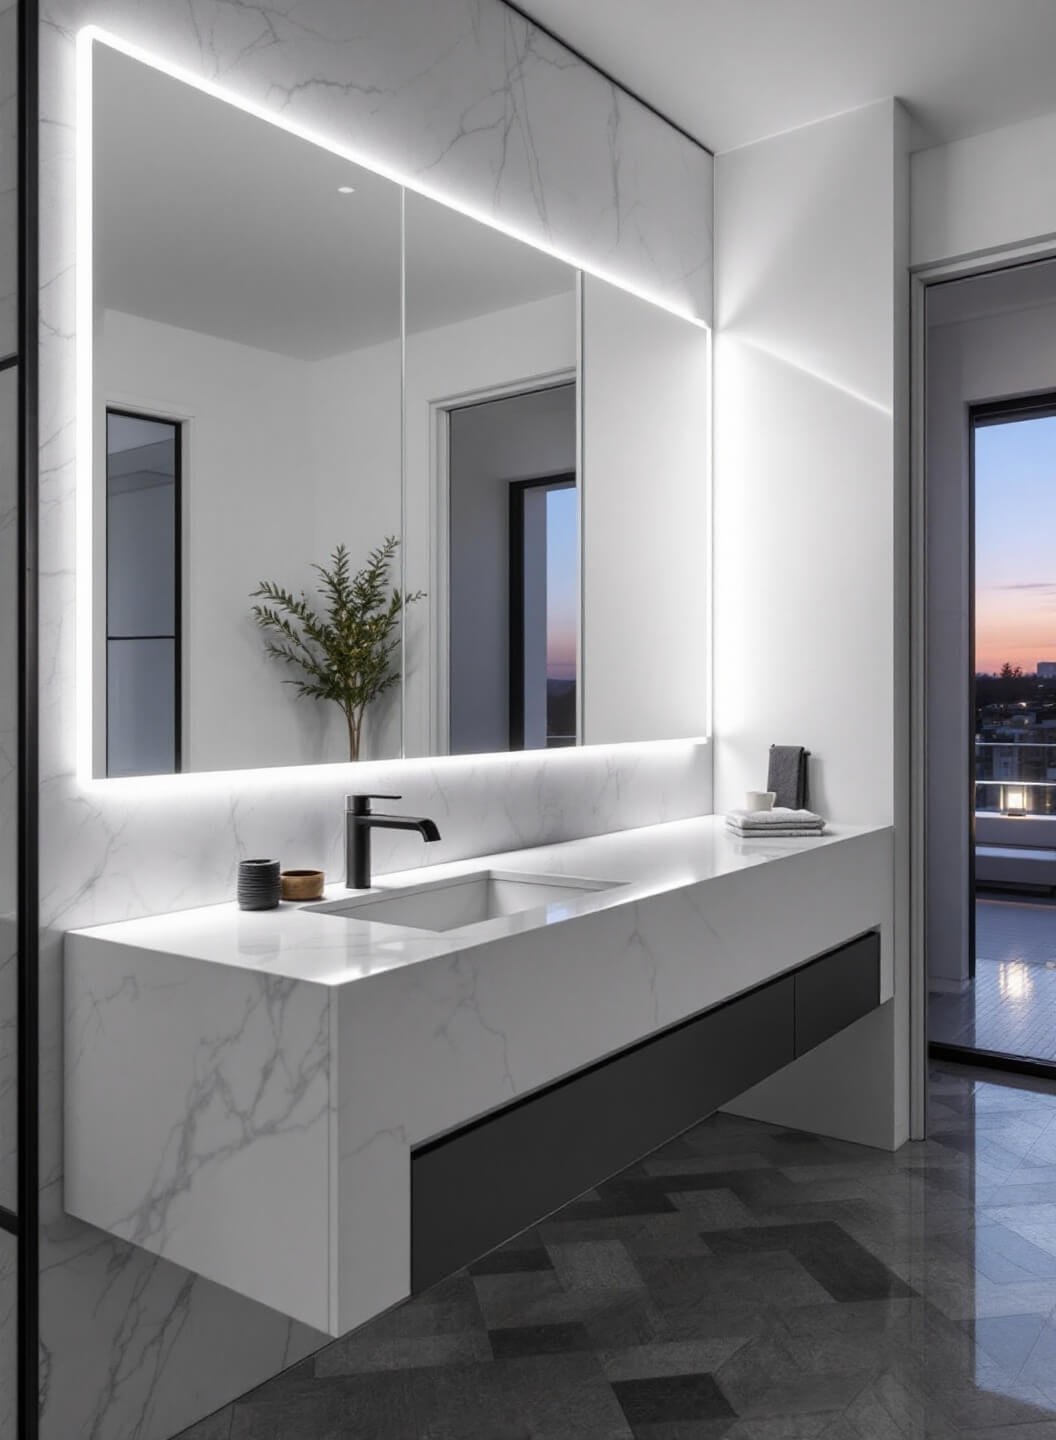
[
  {"left": 506, "top": 472, "right": 576, "bottom": 753},
  {"left": 507, "top": 480, "right": 526, "bottom": 751},
  {"left": 103, "top": 408, "right": 183, "bottom": 777},
  {"left": 17, "top": 0, "right": 41, "bottom": 1433}
]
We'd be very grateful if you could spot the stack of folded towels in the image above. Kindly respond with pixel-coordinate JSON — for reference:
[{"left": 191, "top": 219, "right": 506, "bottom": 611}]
[{"left": 725, "top": 807, "right": 826, "bottom": 838}]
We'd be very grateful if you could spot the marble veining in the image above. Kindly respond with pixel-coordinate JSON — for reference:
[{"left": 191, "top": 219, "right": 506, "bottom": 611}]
[
  {"left": 66, "top": 959, "right": 333, "bottom": 1328},
  {"left": 66, "top": 818, "right": 893, "bottom": 1338},
  {"left": 36, "top": 1, "right": 714, "bottom": 1432}
]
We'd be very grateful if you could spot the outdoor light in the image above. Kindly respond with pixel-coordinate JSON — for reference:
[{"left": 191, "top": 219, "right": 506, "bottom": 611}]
[{"left": 1005, "top": 786, "right": 1027, "bottom": 816}]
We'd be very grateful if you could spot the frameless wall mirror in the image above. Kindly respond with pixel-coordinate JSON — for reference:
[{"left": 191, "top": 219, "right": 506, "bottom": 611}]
[
  {"left": 85, "top": 37, "right": 710, "bottom": 779},
  {"left": 90, "top": 41, "right": 404, "bottom": 775}
]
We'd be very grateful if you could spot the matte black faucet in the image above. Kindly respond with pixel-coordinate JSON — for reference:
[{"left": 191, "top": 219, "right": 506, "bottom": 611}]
[{"left": 345, "top": 794, "right": 441, "bottom": 889}]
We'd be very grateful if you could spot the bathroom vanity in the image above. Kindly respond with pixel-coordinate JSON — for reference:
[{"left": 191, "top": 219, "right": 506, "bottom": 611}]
[
  {"left": 63, "top": 25, "right": 897, "bottom": 1389},
  {"left": 65, "top": 817, "right": 892, "bottom": 1337}
]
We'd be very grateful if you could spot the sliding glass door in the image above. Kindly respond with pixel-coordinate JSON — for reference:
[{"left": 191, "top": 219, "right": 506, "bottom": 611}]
[{"left": 931, "top": 395, "right": 1056, "bottom": 1068}]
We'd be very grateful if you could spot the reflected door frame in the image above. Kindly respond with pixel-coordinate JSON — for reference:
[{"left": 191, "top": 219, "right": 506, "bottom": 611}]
[
  {"left": 428, "top": 369, "right": 576, "bottom": 757},
  {"left": 95, "top": 387, "right": 193, "bottom": 777},
  {"left": 508, "top": 471, "right": 576, "bottom": 751}
]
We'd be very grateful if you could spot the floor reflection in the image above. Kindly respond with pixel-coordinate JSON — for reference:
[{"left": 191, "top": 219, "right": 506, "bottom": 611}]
[
  {"left": 179, "top": 1064, "right": 1056, "bottom": 1439},
  {"left": 931, "top": 897, "right": 1056, "bottom": 1062}
]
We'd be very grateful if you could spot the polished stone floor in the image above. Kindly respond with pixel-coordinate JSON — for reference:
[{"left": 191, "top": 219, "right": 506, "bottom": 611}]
[
  {"left": 179, "top": 1064, "right": 1056, "bottom": 1439},
  {"left": 930, "top": 898, "right": 1056, "bottom": 1061}
]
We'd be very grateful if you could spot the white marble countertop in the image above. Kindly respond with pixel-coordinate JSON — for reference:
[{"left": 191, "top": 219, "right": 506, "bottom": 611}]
[
  {"left": 67, "top": 814, "right": 894, "bottom": 1336},
  {"left": 71, "top": 815, "right": 881, "bottom": 987}
]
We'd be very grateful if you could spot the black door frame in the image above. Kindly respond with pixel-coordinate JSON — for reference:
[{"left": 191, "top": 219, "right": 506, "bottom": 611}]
[
  {"left": 930, "top": 387, "right": 1056, "bottom": 1082},
  {"left": 17, "top": 0, "right": 41, "bottom": 1434},
  {"left": 507, "top": 471, "right": 576, "bottom": 752}
]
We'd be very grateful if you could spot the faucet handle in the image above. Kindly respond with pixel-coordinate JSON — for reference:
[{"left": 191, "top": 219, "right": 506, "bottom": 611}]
[{"left": 346, "top": 793, "right": 401, "bottom": 815}]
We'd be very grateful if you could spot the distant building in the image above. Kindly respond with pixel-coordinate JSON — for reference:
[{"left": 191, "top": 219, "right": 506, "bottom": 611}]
[{"left": 1039, "top": 662, "right": 1056, "bottom": 678}]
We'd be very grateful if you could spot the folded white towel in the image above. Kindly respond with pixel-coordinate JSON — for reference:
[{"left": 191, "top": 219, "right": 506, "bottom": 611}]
[
  {"left": 727, "top": 825, "right": 826, "bottom": 838},
  {"left": 726, "top": 807, "right": 824, "bottom": 828}
]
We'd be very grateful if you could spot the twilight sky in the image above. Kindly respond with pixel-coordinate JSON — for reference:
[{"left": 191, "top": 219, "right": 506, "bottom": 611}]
[
  {"left": 976, "top": 413, "right": 1056, "bottom": 675},
  {"left": 546, "top": 484, "right": 578, "bottom": 681}
]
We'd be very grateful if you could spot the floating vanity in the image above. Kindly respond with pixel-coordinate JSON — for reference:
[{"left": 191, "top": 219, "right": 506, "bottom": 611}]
[{"left": 65, "top": 816, "right": 892, "bottom": 1337}]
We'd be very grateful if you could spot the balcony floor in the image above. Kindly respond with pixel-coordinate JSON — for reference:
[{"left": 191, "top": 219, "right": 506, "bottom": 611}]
[{"left": 930, "top": 896, "right": 1056, "bottom": 1063}]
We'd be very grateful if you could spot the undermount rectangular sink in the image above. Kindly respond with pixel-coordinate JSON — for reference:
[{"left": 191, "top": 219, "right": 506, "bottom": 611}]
[{"left": 311, "top": 869, "right": 620, "bottom": 934}]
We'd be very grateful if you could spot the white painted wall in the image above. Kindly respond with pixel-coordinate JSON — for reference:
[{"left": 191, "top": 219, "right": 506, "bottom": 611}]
[
  {"left": 912, "top": 111, "right": 1056, "bottom": 269},
  {"left": 305, "top": 336, "right": 404, "bottom": 759},
  {"left": 925, "top": 276, "right": 1056, "bottom": 990},
  {"left": 99, "top": 309, "right": 403, "bottom": 771},
  {"left": 580, "top": 277, "right": 711, "bottom": 746},
  {"left": 713, "top": 100, "right": 911, "bottom": 1150}
]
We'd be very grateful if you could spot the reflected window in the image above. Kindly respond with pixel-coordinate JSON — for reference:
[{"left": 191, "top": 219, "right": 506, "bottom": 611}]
[
  {"left": 105, "top": 409, "right": 181, "bottom": 776},
  {"left": 509, "top": 475, "right": 578, "bottom": 749}
]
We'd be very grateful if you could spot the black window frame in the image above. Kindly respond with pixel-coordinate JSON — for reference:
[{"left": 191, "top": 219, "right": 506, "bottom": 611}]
[{"left": 104, "top": 405, "right": 183, "bottom": 777}]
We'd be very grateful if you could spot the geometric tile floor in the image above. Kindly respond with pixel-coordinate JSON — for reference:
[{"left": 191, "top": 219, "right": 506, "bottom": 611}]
[
  {"left": 178, "top": 1064, "right": 1056, "bottom": 1439},
  {"left": 930, "top": 898, "right": 1056, "bottom": 1062}
]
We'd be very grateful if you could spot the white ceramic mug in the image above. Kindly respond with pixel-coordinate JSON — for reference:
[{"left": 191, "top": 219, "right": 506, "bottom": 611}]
[{"left": 744, "top": 790, "right": 776, "bottom": 812}]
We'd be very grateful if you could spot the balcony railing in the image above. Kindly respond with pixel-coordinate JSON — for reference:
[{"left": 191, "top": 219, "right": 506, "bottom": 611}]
[{"left": 976, "top": 740, "right": 1056, "bottom": 814}]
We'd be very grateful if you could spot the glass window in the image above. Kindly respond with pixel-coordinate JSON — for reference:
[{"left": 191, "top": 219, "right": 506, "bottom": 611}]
[
  {"left": 510, "top": 474, "right": 578, "bottom": 751},
  {"left": 105, "top": 410, "right": 180, "bottom": 776}
]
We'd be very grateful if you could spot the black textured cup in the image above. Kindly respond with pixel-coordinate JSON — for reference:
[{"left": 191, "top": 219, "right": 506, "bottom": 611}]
[{"left": 238, "top": 858, "right": 281, "bottom": 911}]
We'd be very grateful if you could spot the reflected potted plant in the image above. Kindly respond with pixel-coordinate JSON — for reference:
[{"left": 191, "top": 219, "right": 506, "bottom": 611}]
[{"left": 251, "top": 537, "right": 422, "bottom": 762}]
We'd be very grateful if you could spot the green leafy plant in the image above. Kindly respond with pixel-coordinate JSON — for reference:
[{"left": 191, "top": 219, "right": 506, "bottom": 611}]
[{"left": 251, "top": 537, "right": 422, "bottom": 762}]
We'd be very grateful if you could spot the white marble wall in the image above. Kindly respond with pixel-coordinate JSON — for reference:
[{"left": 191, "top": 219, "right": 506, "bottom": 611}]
[{"left": 36, "top": 2, "right": 714, "bottom": 1436}]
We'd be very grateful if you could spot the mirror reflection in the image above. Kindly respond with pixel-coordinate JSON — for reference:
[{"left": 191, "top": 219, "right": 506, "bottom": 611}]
[
  {"left": 89, "top": 41, "right": 709, "bottom": 779},
  {"left": 93, "top": 44, "right": 404, "bottom": 775}
]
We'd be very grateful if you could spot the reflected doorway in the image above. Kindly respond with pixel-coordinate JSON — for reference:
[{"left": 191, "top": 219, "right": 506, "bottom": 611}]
[{"left": 444, "top": 383, "right": 578, "bottom": 757}]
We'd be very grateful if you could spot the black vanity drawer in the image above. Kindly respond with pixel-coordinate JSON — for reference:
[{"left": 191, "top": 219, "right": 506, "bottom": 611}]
[
  {"left": 794, "top": 930, "right": 880, "bottom": 1055},
  {"left": 411, "top": 974, "right": 795, "bottom": 1293}
]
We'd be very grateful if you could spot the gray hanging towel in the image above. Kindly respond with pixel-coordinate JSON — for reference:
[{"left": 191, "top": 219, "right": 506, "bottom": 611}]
[{"left": 767, "top": 745, "right": 809, "bottom": 810}]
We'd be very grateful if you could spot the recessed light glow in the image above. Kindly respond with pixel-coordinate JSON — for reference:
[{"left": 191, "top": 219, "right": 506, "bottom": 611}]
[{"left": 337, "top": 185, "right": 356, "bottom": 194}]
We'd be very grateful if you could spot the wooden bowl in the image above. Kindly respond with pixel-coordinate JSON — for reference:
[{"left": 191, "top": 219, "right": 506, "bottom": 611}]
[{"left": 280, "top": 869, "right": 325, "bottom": 901}]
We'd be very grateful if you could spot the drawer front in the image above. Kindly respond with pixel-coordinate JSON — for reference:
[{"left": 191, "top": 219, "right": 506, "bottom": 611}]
[
  {"left": 794, "top": 930, "right": 880, "bottom": 1056},
  {"left": 411, "top": 974, "right": 795, "bottom": 1293}
]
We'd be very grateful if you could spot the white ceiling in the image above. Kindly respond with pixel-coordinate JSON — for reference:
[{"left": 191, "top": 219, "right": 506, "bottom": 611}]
[
  {"left": 517, "top": 0, "right": 1056, "bottom": 154},
  {"left": 94, "top": 45, "right": 574, "bottom": 362}
]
